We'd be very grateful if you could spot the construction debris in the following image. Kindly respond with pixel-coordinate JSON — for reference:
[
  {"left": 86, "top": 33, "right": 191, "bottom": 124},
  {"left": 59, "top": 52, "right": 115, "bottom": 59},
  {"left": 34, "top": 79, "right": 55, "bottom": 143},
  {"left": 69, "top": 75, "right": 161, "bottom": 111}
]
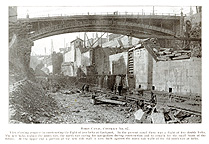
[
  {"left": 95, "top": 98, "right": 126, "bottom": 105},
  {"left": 9, "top": 79, "right": 59, "bottom": 124},
  {"left": 151, "top": 112, "right": 166, "bottom": 124},
  {"left": 91, "top": 94, "right": 126, "bottom": 105},
  {"left": 134, "top": 109, "right": 144, "bottom": 121},
  {"left": 9, "top": 75, "right": 201, "bottom": 124},
  {"left": 60, "top": 89, "right": 81, "bottom": 95}
]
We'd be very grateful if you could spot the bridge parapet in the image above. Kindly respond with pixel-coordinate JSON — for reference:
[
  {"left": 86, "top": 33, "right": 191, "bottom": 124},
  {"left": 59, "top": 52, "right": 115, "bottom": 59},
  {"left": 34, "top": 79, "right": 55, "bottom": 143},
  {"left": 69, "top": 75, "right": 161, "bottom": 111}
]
[{"left": 18, "top": 11, "right": 181, "bottom": 21}]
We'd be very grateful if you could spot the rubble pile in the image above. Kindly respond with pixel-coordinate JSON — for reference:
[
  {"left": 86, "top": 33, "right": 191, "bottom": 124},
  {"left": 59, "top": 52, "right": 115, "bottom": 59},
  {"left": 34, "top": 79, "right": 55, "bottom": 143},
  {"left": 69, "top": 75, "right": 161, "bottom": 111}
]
[
  {"left": 49, "top": 76, "right": 78, "bottom": 92},
  {"left": 133, "top": 104, "right": 201, "bottom": 124},
  {"left": 74, "top": 87, "right": 202, "bottom": 124},
  {"left": 142, "top": 22, "right": 202, "bottom": 61},
  {"left": 60, "top": 88, "right": 81, "bottom": 95},
  {"left": 9, "top": 79, "right": 59, "bottom": 124},
  {"left": 190, "top": 24, "right": 201, "bottom": 39},
  {"left": 157, "top": 48, "right": 191, "bottom": 61},
  {"left": 47, "top": 91, "right": 133, "bottom": 124},
  {"left": 143, "top": 39, "right": 191, "bottom": 61},
  {"left": 190, "top": 41, "right": 201, "bottom": 57},
  {"left": 8, "top": 77, "right": 202, "bottom": 124},
  {"left": 190, "top": 24, "right": 201, "bottom": 57}
]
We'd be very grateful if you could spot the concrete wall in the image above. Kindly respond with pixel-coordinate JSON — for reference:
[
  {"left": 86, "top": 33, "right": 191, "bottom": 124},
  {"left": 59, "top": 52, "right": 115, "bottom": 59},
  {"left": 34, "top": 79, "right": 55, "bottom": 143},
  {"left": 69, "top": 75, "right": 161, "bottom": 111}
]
[
  {"left": 134, "top": 48, "right": 201, "bottom": 95},
  {"left": 75, "top": 48, "right": 82, "bottom": 67},
  {"left": 64, "top": 47, "right": 75, "bottom": 62},
  {"left": 61, "top": 63, "right": 74, "bottom": 76},
  {"left": 52, "top": 53, "right": 63, "bottom": 75},
  {"left": 153, "top": 57, "right": 201, "bottom": 95},
  {"left": 93, "top": 48, "right": 106, "bottom": 75},
  {"left": 109, "top": 52, "right": 128, "bottom": 75},
  {"left": 134, "top": 48, "right": 150, "bottom": 89},
  {"left": 62, "top": 48, "right": 81, "bottom": 77},
  {"left": 93, "top": 48, "right": 110, "bottom": 75},
  {"left": 81, "top": 50, "right": 91, "bottom": 67}
]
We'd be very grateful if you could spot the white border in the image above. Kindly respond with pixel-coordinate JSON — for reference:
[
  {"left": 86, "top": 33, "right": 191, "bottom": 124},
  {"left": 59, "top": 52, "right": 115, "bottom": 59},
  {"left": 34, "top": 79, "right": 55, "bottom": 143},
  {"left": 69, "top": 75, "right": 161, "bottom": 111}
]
[{"left": 1, "top": 0, "right": 209, "bottom": 144}]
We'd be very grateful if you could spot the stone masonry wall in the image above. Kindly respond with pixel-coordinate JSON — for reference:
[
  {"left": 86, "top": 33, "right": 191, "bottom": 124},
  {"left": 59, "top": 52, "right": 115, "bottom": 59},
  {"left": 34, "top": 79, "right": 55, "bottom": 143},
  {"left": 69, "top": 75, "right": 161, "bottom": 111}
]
[
  {"left": 134, "top": 48, "right": 149, "bottom": 89},
  {"left": 134, "top": 48, "right": 201, "bottom": 95},
  {"left": 9, "top": 34, "right": 34, "bottom": 84},
  {"left": 153, "top": 57, "right": 201, "bottom": 95}
]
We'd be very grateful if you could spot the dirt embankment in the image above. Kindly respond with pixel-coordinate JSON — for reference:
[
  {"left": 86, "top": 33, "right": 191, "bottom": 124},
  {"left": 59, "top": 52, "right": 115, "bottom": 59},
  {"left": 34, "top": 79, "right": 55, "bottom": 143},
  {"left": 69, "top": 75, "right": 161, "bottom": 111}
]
[
  {"left": 9, "top": 34, "right": 57, "bottom": 123},
  {"left": 9, "top": 79, "right": 59, "bottom": 124},
  {"left": 9, "top": 35, "right": 34, "bottom": 80}
]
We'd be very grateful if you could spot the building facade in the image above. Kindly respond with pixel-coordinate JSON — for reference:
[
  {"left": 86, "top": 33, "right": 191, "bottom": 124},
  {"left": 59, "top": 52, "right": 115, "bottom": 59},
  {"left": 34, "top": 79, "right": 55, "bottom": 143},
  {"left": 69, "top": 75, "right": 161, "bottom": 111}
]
[
  {"left": 62, "top": 38, "right": 84, "bottom": 76},
  {"left": 109, "top": 52, "right": 128, "bottom": 75},
  {"left": 133, "top": 47, "right": 201, "bottom": 96}
]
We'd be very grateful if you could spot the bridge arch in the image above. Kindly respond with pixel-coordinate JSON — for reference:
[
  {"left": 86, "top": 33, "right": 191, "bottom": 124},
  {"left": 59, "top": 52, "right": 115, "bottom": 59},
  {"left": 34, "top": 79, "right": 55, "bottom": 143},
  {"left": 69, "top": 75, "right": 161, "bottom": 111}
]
[{"left": 17, "top": 14, "right": 181, "bottom": 41}]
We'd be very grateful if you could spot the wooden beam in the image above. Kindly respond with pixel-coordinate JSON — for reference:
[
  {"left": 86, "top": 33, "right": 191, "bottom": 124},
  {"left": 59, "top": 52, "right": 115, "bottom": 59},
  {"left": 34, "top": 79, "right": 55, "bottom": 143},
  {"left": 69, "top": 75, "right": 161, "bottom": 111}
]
[
  {"left": 143, "top": 43, "right": 158, "bottom": 61},
  {"left": 85, "top": 32, "right": 92, "bottom": 46},
  {"left": 96, "top": 98, "right": 126, "bottom": 105},
  {"left": 90, "top": 32, "right": 106, "bottom": 48},
  {"left": 168, "top": 105, "right": 201, "bottom": 116}
]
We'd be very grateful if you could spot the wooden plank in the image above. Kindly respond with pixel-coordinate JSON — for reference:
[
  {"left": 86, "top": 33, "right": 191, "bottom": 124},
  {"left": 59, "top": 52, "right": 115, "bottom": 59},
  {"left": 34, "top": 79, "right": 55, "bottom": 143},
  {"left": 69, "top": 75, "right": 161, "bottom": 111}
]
[
  {"left": 143, "top": 44, "right": 158, "bottom": 61},
  {"left": 175, "top": 37, "right": 201, "bottom": 41},
  {"left": 96, "top": 98, "right": 126, "bottom": 105},
  {"left": 172, "top": 55, "right": 190, "bottom": 60},
  {"left": 174, "top": 53, "right": 182, "bottom": 56},
  {"left": 164, "top": 48, "right": 171, "bottom": 52},
  {"left": 158, "top": 56, "right": 171, "bottom": 59},
  {"left": 178, "top": 50, "right": 191, "bottom": 53},
  {"left": 172, "top": 51, "right": 178, "bottom": 54},
  {"left": 164, "top": 51, "right": 172, "bottom": 54},
  {"left": 157, "top": 57, "right": 167, "bottom": 61},
  {"left": 159, "top": 48, "right": 169, "bottom": 51},
  {"left": 167, "top": 105, "right": 201, "bottom": 116},
  {"left": 165, "top": 54, "right": 175, "bottom": 57},
  {"left": 158, "top": 51, "right": 165, "bottom": 55}
]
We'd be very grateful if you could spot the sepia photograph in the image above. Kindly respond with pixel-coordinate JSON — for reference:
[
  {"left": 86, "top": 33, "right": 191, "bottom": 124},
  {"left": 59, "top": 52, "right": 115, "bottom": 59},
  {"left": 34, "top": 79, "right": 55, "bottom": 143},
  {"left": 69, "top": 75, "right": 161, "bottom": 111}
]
[
  {"left": 3, "top": 0, "right": 209, "bottom": 143},
  {"left": 8, "top": 5, "right": 202, "bottom": 124}
]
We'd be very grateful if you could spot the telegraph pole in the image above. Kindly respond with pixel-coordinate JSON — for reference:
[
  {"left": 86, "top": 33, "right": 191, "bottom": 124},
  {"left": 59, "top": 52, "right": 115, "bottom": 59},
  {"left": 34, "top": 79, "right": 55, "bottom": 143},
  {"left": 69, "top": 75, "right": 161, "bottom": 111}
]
[
  {"left": 51, "top": 39, "right": 54, "bottom": 54},
  {"left": 84, "top": 32, "right": 86, "bottom": 48},
  {"left": 64, "top": 38, "right": 65, "bottom": 48}
]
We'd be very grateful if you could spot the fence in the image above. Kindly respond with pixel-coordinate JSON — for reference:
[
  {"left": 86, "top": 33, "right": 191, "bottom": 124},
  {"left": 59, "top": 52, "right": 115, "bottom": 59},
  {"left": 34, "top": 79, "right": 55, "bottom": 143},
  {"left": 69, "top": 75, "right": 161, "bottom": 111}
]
[{"left": 18, "top": 11, "right": 181, "bottom": 19}]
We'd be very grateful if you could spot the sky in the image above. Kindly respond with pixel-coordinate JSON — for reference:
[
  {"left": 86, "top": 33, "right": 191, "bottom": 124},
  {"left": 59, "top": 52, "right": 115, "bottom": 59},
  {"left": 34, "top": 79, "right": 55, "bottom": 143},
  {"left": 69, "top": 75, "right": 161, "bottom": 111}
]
[{"left": 16, "top": 6, "right": 196, "bottom": 55}]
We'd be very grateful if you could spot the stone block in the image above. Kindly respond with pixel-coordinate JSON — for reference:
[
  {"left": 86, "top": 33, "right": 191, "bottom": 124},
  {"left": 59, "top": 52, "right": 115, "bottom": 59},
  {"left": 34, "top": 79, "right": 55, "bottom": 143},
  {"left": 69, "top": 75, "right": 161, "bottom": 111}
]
[{"left": 151, "top": 112, "right": 166, "bottom": 124}]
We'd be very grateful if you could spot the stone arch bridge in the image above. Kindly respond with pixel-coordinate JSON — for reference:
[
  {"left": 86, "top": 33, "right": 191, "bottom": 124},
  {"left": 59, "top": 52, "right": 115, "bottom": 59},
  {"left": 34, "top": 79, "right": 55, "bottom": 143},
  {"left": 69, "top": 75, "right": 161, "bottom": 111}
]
[
  {"left": 11, "top": 13, "right": 185, "bottom": 41},
  {"left": 9, "top": 12, "right": 192, "bottom": 79}
]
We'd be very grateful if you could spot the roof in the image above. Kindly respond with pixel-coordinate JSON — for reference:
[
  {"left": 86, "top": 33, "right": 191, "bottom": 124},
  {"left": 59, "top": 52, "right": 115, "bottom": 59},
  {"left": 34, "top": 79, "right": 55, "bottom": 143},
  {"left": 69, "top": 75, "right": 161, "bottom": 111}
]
[{"left": 70, "top": 37, "right": 84, "bottom": 43}]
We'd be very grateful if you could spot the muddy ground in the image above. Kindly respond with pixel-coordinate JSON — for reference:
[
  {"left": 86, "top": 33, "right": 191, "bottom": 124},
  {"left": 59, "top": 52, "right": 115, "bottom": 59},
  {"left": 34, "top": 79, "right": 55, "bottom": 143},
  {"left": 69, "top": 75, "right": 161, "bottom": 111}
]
[
  {"left": 38, "top": 91, "right": 136, "bottom": 124},
  {"left": 9, "top": 79, "right": 201, "bottom": 124},
  {"left": 31, "top": 88, "right": 201, "bottom": 124}
]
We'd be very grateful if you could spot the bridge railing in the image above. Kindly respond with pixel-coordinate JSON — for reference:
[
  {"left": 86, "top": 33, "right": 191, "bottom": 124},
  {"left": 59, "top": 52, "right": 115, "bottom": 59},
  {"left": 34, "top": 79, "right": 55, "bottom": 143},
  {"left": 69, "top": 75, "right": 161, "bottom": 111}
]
[{"left": 19, "top": 11, "right": 182, "bottom": 19}]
